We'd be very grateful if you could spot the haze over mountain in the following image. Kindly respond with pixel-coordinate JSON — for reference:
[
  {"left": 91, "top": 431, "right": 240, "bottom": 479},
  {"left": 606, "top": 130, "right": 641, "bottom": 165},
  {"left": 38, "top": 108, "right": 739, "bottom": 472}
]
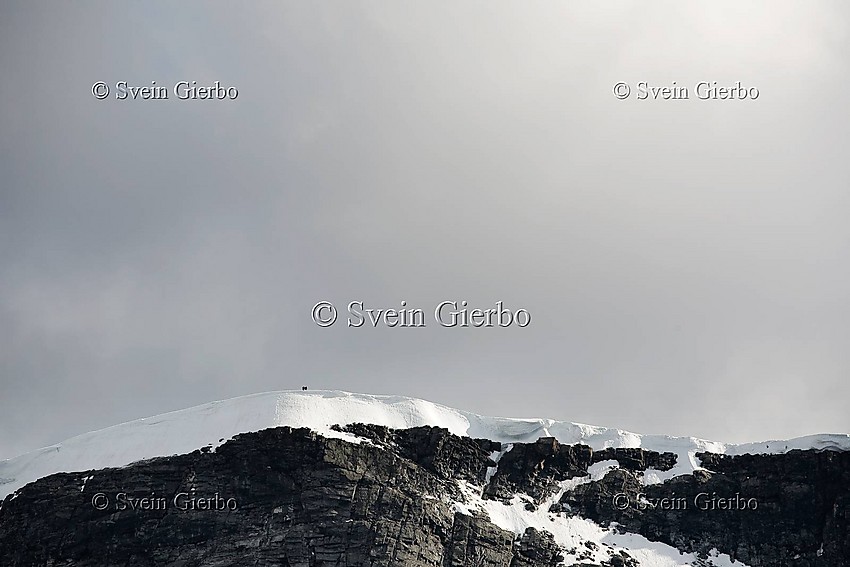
[{"left": 3, "top": 1, "right": 850, "bottom": 462}]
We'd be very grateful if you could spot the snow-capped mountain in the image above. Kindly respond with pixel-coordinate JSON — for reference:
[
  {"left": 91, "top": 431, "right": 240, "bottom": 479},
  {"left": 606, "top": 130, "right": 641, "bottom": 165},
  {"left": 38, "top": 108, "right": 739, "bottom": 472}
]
[
  {"left": 3, "top": 389, "right": 848, "bottom": 503},
  {"left": 2, "top": 390, "right": 850, "bottom": 566}
]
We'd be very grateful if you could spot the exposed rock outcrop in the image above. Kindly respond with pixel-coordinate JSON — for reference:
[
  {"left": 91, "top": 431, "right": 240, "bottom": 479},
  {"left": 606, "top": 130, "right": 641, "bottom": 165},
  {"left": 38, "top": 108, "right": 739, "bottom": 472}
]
[
  {"left": 559, "top": 449, "right": 850, "bottom": 566},
  {"left": 0, "top": 424, "right": 847, "bottom": 566}
]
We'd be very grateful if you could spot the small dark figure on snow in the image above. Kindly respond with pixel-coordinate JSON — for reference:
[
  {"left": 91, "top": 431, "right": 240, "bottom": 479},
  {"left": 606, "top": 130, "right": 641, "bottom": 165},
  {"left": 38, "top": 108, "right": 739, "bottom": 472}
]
[{"left": 301, "top": 385, "right": 308, "bottom": 391}]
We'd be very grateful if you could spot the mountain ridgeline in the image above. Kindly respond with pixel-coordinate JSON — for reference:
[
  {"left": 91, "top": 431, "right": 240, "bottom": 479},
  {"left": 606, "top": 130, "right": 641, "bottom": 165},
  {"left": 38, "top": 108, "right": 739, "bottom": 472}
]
[{"left": 0, "top": 424, "right": 847, "bottom": 566}]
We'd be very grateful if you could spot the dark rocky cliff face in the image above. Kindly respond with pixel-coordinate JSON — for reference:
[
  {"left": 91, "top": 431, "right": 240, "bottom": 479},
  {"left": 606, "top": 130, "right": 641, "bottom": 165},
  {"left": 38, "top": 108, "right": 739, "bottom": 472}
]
[{"left": 0, "top": 424, "right": 847, "bottom": 566}]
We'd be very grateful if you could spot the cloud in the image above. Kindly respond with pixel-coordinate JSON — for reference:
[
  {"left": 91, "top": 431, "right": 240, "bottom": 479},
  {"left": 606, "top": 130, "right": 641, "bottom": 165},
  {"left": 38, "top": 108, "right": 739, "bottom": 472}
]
[{"left": 1, "top": 0, "right": 848, "bottom": 459}]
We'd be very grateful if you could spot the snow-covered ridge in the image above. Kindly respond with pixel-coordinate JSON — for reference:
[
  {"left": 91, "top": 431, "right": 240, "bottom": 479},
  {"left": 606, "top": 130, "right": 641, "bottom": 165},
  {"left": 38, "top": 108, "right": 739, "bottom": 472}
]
[{"left": 1, "top": 389, "right": 848, "bottom": 500}]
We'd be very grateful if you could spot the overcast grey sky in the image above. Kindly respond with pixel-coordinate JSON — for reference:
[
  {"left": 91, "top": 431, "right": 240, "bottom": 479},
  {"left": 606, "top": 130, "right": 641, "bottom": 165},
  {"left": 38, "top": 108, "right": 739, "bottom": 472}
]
[{"left": 1, "top": 1, "right": 848, "bottom": 460}]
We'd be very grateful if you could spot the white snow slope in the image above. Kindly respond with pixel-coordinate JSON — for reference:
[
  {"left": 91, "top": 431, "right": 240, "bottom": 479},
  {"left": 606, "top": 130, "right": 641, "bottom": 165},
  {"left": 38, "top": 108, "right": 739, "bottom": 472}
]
[{"left": 1, "top": 390, "right": 848, "bottom": 566}]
